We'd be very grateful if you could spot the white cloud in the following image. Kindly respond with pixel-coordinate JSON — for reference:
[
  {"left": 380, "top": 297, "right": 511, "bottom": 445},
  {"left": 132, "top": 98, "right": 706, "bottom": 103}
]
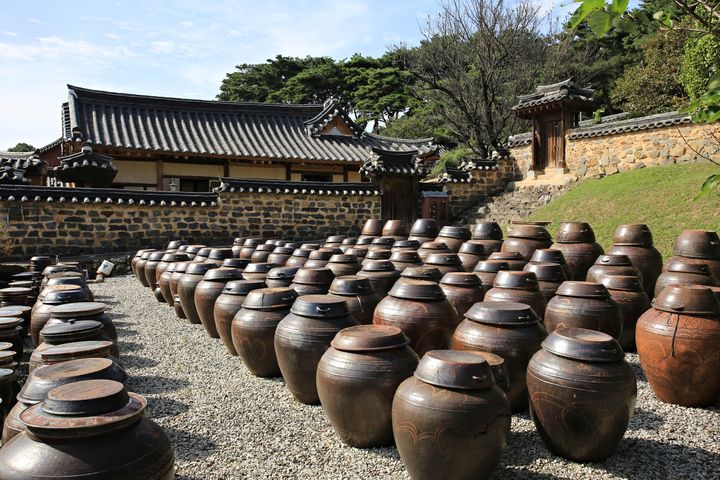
[
  {"left": 105, "top": 33, "right": 122, "bottom": 40},
  {"left": 3, "top": 31, "right": 18, "bottom": 37},
  {"left": 26, "top": 18, "right": 46, "bottom": 24},
  {"left": 149, "top": 40, "right": 175, "bottom": 54}
]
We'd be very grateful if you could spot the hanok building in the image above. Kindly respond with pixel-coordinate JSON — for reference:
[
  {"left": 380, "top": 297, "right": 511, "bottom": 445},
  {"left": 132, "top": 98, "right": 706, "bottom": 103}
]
[{"left": 57, "top": 85, "right": 438, "bottom": 191}]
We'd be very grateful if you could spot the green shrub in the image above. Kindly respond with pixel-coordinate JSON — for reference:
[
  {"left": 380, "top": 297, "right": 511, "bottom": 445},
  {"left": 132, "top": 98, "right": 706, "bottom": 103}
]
[{"left": 681, "top": 34, "right": 720, "bottom": 100}]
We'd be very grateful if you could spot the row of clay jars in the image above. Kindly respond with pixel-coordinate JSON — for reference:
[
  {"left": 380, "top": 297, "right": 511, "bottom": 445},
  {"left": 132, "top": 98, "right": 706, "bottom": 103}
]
[
  {"left": 30, "top": 286, "right": 92, "bottom": 347},
  {"left": 265, "top": 267, "right": 299, "bottom": 288},
  {"left": 664, "top": 229, "right": 720, "bottom": 280},
  {"left": 41, "top": 272, "right": 94, "bottom": 301},
  {"left": 473, "top": 260, "right": 510, "bottom": 288},
  {"left": 601, "top": 275, "right": 650, "bottom": 351},
  {"left": 502, "top": 224, "right": 553, "bottom": 261},
  {"left": 471, "top": 221, "right": 504, "bottom": 256},
  {"left": 524, "top": 262, "right": 567, "bottom": 301},
  {"left": 439, "top": 272, "right": 486, "bottom": 319},
  {"left": 327, "top": 276, "right": 381, "bottom": 325},
  {"left": 587, "top": 254, "right": 643, "bottom": 287},
  {"left": 607, "top": 224, "right": 662, "bottom": 297},
  {"left": 435, "top": 226, "right": 471, "bottom": 253},
  {"left": 195, "top": 268, "right": 244, "bottom": 338}
]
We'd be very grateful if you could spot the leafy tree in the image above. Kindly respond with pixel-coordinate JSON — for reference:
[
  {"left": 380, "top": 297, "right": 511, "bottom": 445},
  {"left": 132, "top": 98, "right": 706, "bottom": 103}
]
[
  {"left": 6, "top": 143, "right": 35, "bottom": 152},
  {"left": 682, "top": 33, "right": 720, "bottom": 100},
  {"left": 217, "top": 55, "right": 311, "bottom": 102}
]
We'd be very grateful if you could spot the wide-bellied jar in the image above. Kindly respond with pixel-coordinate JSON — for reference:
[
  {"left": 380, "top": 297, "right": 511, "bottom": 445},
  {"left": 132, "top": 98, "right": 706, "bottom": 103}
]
[
  {"left": 241, "top": 262, "right": 275, "bottom": 282},
  {"left": 194, "top": 247, "right": 212, "bottom": 262},
  {"left": 289, "top": 267, "right": 335, "bottom": 296},
  {"left": 133, "top": 250, "right": 156, "bottom": 285},
  {"left": 232, "top": 287, "right": 298, "bottom": 377},
  {"left": 544, "top": 281, "right": 622, "bottom": 339},
  {"left": 285, "top": 248, "right": 312, "bottom": 268},
  {"left": 249, "top": 244, "right": 275, "bottom": 264},
  {"left": 529, "top": 248, "right": 574, "bottom": 280},
  {"left": 587, "top": 254, "right": 643, "bottom": 286},
  {"left": 488, "top": 251, "right": 528, "bottom": 271},
  {"left": 551, "top": 222, "right": 604, "bottom": 280},
  {"left": 168, "top": 261, "right": 190, "bottom": 301},
  {"left": 324, "top": 235, "right": 346, "bottom": 248},
  {"left": 361, "top": 218, "right": 385, "bottom": 237},
  {"left": 601, "top": 275, "right": 650, "bottom": 351},
  {"left": 326, "top": 254, "right": 361, "bottom": 277},
  {"left": 382, "top": 219, "right": 408, "bottom": 239},
  {"left": 41, "top": 272, "right": 93, "bottom": 300},
  {"left": 317, "top": 325, "right": 418, "bottom": 447},
  {"left": 30, "top": 286, "right": 91, "bottom": 347},
  {"left": 328, "top": 275, "right": 381, "bottom": 325},
  {"left": 374, "top": 280, "right": 459, "bottom": 356},
  {"left": 389, "top": 250, "right": 423, "bottom": 272},
  {"left": 3, "top": 357, "right": 128, "bottom": 444},
  {"left": 361, "top": 249, "right": 391, "bottom": 266},
  {"left": 452, "top": 301, "right": 546, "bottom": 412},
  {"left": 267, "top": 247, "right": 295, "bottom": 266},
  {"left": 204, "top": 248, "right": 234, "bottom": 268},
  {"left": 156, "top": 252, "right": 190, "bottom": 285},
  {"left": 184, "top": 244, "right": 206, "bottom": 261},
  {"left": 213, "top": 280, "right": 266, "bottom": 355},
  {"left": 357, "top": 260, "right": 400, "bottom": 298},
  {"left": 195, "top": 267, "right": 244, "bottom": 338},
  {"left": 238, "top": 238, "right": 261, "bottom": 260},
  {"left": 439, "top": 272, "right": 486, "bottom": 319},
  {"left": 435, "top": 226, "right": 471, "bottom": 253},
  {"left": 275, "top": 295, "right": 358, "bottom": 404},
  {"left": 398, "top": 266, "right": 443, "bottom": 284},
  {"left": 32, "top": 321, "right": 119, "bottom": 373},
  {"left": 417, "top": 241, "right": 451, "bottom": 262},
  {"left": 502, "top": 224, "right": 552, "bottom": 261},
  {"left": 303, "top": 249, "right": 335, "bottom": 269},
  {"left": 392, "top": 350, "right": 511, "bottom": 480},
  {"left": 523, "top": 262, "right": 568, "bottom": 301},
  {"left": 665, "top": 229, "right": 720, "bottom": 279},
  {"left": 457, "top": 241, "right": 487, "bottom": 271},
  {"left": 392, "top": 239, "right": 421, "bottom": 252},
  {"left": 143, "top": 251, "right": 167, "bottom": 290},
  {"left": 369, "top": 237, "right": 396, "bottom": 252},
  {"left": 408, "top": 218, "right": 440, "bottom": 244},
  {"left": 636, "top": 285, "right": 720, "bottom": 407},
  {"left": 0, "top": 318, "right": 23, "bottom": 362},
  {"left": 471, "top": 221, "right": 504, "bottom": 255},
  {"left": 0, "top": 380, "right": 175, "bottom": 480},
  {"left": 654, "top": 261, "right": 719, "bottom": 297},
  {"left": 424, "top": 253, "right": 465, "bottom": 276},
  {"left": 265, "top": 266, "right": 299, "bottom": 288},
  {"left": 485, "top": 271, "right": 547, "bottom": 318},
  {"left": 45, "top": 301, "right": 117, "bottom": 343},
  {"left": 527, "top": 328, "right": 636, "bottom": 461},
  {"left": 177, "top": 262, "right": 214, "bottom": 325},
  {"left": 473, "top": 260, "right": 510, "bottom": 288}
]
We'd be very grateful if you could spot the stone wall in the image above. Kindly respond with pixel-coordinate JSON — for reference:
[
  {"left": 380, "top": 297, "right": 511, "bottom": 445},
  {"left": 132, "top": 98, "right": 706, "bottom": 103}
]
[
  {"left": 444, "top": 158, "right": 518, "bottom": 221},
  {"left": 477, "top": 182, "right": 572, "bottom": 225}
]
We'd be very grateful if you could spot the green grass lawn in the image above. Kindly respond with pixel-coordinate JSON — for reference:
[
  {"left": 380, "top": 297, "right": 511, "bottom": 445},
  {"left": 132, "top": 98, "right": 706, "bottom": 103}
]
[{"left": 526, "top": 163, "right": 720, "bottom": 259}]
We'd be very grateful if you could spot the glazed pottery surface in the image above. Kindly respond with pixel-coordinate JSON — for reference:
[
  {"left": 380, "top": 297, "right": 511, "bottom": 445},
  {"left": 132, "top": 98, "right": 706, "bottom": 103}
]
[
  {"left": 214, "top": 280, "right": 266, "bottom": 355},
  {"left": 327, "top": 276, "right": 381, "bottom": 325},
  {"left": 544, "top": 281, "right": 622, "bottom": 340},
  {"left": 194, "top": 268, "right": 244, "bottom": 338},
  {"left": 484, "top": 271, "right": 547, "bottom": 318},
  {"left": 439, "top": 272, "right": 486, "bottom": 319},
  {"left": 601, "top": 275, "right": 650, "bottom": 351}
]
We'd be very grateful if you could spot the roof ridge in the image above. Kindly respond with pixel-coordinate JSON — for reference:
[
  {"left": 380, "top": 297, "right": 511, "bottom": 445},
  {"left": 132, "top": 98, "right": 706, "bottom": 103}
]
[{"left": 364, "top": 131, "right": 434, "bottom": 144}]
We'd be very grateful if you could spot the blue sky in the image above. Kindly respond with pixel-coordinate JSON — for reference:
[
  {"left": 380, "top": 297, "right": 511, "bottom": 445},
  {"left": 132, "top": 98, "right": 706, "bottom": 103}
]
[{"left": 1, "top": 0, "right": 575, "bottom": 149}]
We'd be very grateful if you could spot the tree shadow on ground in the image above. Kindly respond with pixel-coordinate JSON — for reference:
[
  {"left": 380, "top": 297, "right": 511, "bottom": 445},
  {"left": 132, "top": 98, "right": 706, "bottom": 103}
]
[
  {"left": 127, "top": 374, "right": 190, "bottom": 394},
  {"left": 119, "top": 354, "right": 159, "bottom": 369},
  {"left": 145, "top": 397, "right": 190, "bottom": 418},
  {"left": 164, "top": 426, "right": 218, "bottom": 461},
  {"left": 627, "top": 407, "right": 664, "bottom": 431}
]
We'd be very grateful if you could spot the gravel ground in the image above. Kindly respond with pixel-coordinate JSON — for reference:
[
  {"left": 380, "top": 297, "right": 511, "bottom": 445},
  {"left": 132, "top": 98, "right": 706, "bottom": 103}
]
[{"left": 93, "top": 275, "right": 720, "bottom": 480}]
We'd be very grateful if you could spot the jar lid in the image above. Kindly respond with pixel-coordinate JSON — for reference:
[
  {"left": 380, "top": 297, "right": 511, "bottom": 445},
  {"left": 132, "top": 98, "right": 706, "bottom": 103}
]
[
  {"left": 50, "top": 302, "right": 106, "bottom": 319},
  {"left": 222, "top": 258, "right": 250, "bottom": 269},
  {"left": 41, "top": 320, "right": 103, "bottom": 341},
  {"left": 325, "top": 235, "right": 346, "bottom": 243},
  {"left": 488, "top": 251, "right": 525, "bottom": 261},
  {"left": 0, "top": 286, "right": 32, "bottom": 296},
  {"left": 419, "top": 241, "right": 450, "bottom": 251},
  {"left": 493, "top": 271, "right": 539, "bottom": 291},
  {"left": 243, "top": 238, "right": 262, "bottom": 248},
  {"left": 41, "top": 288, "right": 89, "bottom": 305},
  {"left": 556, "top": 281, "right": 610, "bottom": 299},
  {"left": 167, "top": 240, "right": 188, "bottom": 249},
  {"left": 390, "top": 251, "right": 422, "bottom": 263},
  {"left": 613, "top": 224, "right": 654, "bottom": 246},
  {"left": 355, "top": 237, "right": 375, "bottom": 246},
  {"left": 542, "top": 327, "right": 624, "bottom": 362},
  {"left": 290, "top": 294, "right": 349, "bottom": 318},
  {"left": 438, "top": 226, "right": 471, "bottom": 240},
  {"left": 472, "top": 222, "right": 503, "bottom": 240},
  {"left": 294, "top": 267, "right": 335, "bottom": 285},
  {"left": 465, "top": 301, "right": 541, "bottom": 325},
  {"left": 147, "top": 251, "right": 166, "bottom": 262},
  {"left": 0, "top": 316, "right": 21, "bottom": 328},
  {"left": 331, "top": 325, "right": 410, "bottom": 352},
  {"left": 345, "top": 247, "right": 368, "bottom": 258},
  {"left": 400, "top": 266, "right": 443, "bottom": 282},
  {"left": 39, "top": 340, "right": 113, "bottom": 362},
  {"left": 185, "top": 263, "right": 214, "bottom": 275},
  {"left": 0, "top": 305, "right": 31, "bottom": 317},
  {"left": 223, "top": 280, "right": 266, "bottom": 295},
  {"left": 672, "top": 230, "right": 720, "bottom": 259},
  {"left": 13, "top": 271, "right": 42, "bottom": 281},
  {"left": 594, "top": 254, "right": 632, "bottom": 266},
  {"left": 173, "top": 262, "right": 190, "bottom": 274},
  {"left": 242, "top": 287, "right": 298, "bottom": 309},
  {"left": 195, "top": 247, "right": 212, "bottom": 258},
  {"left": 42, "top": 264, "right": 81, "bottom": 275},
  {"left": 271, "top": 247, "right": 295, "bottom": 255},
  {"left": 365, "top": 249, "right": 391, "bottom": 260},
  {"left": 530, "top": 249, "right": 567, "bottom": 264},
  {"left": 440, "top": 272, "right": 482, "bottom": 287},
  {"left": 507, "top": 224, "right": 551, "bottom": 240},
  {"left": 242, "top": 263, "right": 275, "bottom": 274},
  {"left": 414, "top": 350, "right": 494, "bottom": 390},
  {"left": 667, "top": 261, "right": 712, "bottom": 275},
  {"left": 281, "top": 241, "right": 300, "bottom": 249},
  {"left": 0, "top": 350, "right": 16, "bottom": 363},
  {"left": 389, "top": 279, "right": 446, "bottom": 301},
  {"left": 207, "top": 248, "right": 234, "bottom": 260},
  {"left": 309, "top": 249, "right": 335, "bottom": 261},
  {"left": 341, "top": 238, "right": 358, "bottom": 246},
  {"left": 361, "top": 260, "right": 397, "bottom": 272},
  {"left": 328, "top": 254, "right": 359, "bottom": 265},
  {"left": 523, "top": 262, "right": 567, "bottom": 282},
  {"left": 652, "top": 285, "right": 720, "bottom": 315},
  {"left": 392, "top": 239, "right": 421, "bottom": 250},
  {"left": 203, "top": 267, "right": 244, "bottom": 281},
  {"left": 291, "top": 249, "right": 312, "bottom": 258},
  {"left": 601, "top": 275, "right": 644, "bottom": 292},
  {"left": 0, "top": 341, "right": 12, "bottom": 350},
  {"left": 300, "top": 243, "right": 321, "bottom": 250},
  {"left": 46, "top": 271, "right": 85, "bottom": 281},
  {"left": 160, "top": 253, "right": 189, "bottom": 262},
  {"left": 458, "top": 241, "right": 486, "bottom": 256},
  {"left": 473, "top": 260, "right": 510, "bottom": 273},
  {"left": 410, "top": 219, "right": 440, "bottom": 236},
  {"left": 9, "top": 280, "right": 34, "bottom": 288},
  {"left": 329, "top": 276, "right": 374, "bottom": 295},
  {"left": 425, "top": 253, "right": 463, "bottom": 267},
  {"left": 267, "top": 266, "right": 300, "bottom": 280},
  {"left": 555, "top": 222, "right": 596, "bottom": 243},
  {"left": 185, "top": 245, "right": 207, "bottom": 254},
  {"left": 30, "top": 255, "right": 53, "bottom": 262}
]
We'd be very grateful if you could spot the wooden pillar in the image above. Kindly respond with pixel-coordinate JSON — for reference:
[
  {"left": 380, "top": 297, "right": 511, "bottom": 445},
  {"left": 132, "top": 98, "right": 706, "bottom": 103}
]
[
  {"left": 531, "top": 119, "right": 538, "bottom": 171},
  {"left": 223, "top": 159, "right": 230, "bottom": 177},
  {"left": 343, "top": 166, "right": 349, "bottom": 182},
  {"left": 156, "top": 159, "right": 163, "bottom": 190},
  {"left": 559, "top": 107, "right": 566, "bottom": 170},
  {"left": 285, "top": 163, "right": 291, "bottom": 181}
]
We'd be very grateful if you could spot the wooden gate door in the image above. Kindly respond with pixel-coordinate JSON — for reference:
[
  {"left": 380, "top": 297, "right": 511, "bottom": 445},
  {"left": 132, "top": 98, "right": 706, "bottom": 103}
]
[
  {"left": 381, "top": 176, "right": 417, "bottom": 225},
  {"left": 539, "top": 113, "right": 562, "bottom": 170}
]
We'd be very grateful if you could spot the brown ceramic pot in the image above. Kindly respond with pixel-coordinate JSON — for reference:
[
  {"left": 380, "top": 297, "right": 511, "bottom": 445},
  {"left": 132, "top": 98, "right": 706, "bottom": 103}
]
[
  {"left": 45, "top": 301, "right": 117, "bottom": 343},
  {"left": 30, "top": 287, "right": 91, "bottom": 347},
  {"left": 529, "top": 248, "right": 574, "bottom": 280},
  {"left": 417, "top": 241, "right": 451, "bottom": 262},
  {"left": 389, "top": 250, "right": 423, "bottom": 272},
  {"left": 502, "top": 224, "right": 552, "bottom": 261},
  {"left": 551, "top": 222, "right": 604, "bottom": 280},
  {"left": 654, "top": 261, "right": 719, "bottom": 298},
  {"left": 424, "top": 253, "right": 465, "bottom": 276},
  {"left": 168, "top": 262, "right": 190, "bottom": 301},
  {"left": 328, "top": 276, "right": 382, "bottom": 325},
  {"left": 134, "top": 250, "right": 156, "bottom": 286},
  {"left": 326, "top": 254, "right": 361, "bottom": 277},
  {"left": 473, "top": 260, "right": 510, "bottom": 288},
  {"left": 267, "top": 247, "right": 294, "bottom": 266},
  {"left": 457, "top": 241, "right": 487, "bottom": 271},
  {"left": 488, "top": 251, "right": 528, "bottom": 271},
  {"left": 195, "top": 268, "right": 244, "bottom": 338},
  {"left": 177, "top": 263, "right": 214, "bottom": 325},
  {"left": 289, "top": 267, "right": 335, "bottom": 296},
  {"left": 609, "top": 224, "right": 662, "bottom": 297},
  {"left": 250, "top": 244, "right": 275, "bottom": 264},
  {"left": 285, "top": 248, "right": 312, "bottom": 268},
  {"left": 213, "top": 280, "right": 266, "bottom": 355},
  {"left": 408, "top": 218, "right": 440, "bottom": 244},
  {"left": 523, "top": 262, "right": 567, "bottom": 301},
  {"left": 544, "top": 281, "right": 622, "bottom": 339},
  {"left": 361, "top": 249, "right": 392, "bottom": 266},
  {"left": 238, "top": 238, "right": 261, "bottom": 260},
  {"left": 369, "top": 237, "right": 396, "bottom": 251},
  {"left": 391, "top": 239, "right": 421, "bottom": 251},
  {"left": 357, "top": 260, "right": 400, "bottom": 298},
  {"left": 361, "top": 219, "right": 384, "bottom": 237},
  {"left": 241, "top": 262, "right": 275, "bottom": 282},
  {"left": 143, "top": 251, "right": 167, "bottom": 289},
  {"left": 587, "top": 254, "right": 643, "bottom": 287},
  {"left": 484, "top": 271, "right": 547, "bottom": 318},
  {"left": 439, "top": 272, "right": 486, "bottom": 319},
  {"left": 382, "top": 219, "right": 408, "bottom": 238},
  {"left": 435, "top": 226, "right": 471, "bottom": 253},
  {"left": 601, "top": 275, "right": 650, "bottom": 352},
  {"left": 156, "top": 252, "right": 190, "bottom": 285},
  {"left": 303, "top": 249, "right": 335, "bottom": 269},
  {"left": 265, "top": 267, "right": 299, "bottom": 288}
]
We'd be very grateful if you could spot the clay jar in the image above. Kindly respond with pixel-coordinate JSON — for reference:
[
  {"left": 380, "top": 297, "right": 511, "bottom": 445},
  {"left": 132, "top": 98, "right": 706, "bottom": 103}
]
[
  {"left": 265, "top": 267, "right": 299, "bottom": 288},
  {"left": 267, "top": 247, "right": 294, "bottom": 266},
  {"left": 457, "top": 241, "right": 487, "bottom": 271},
  {"left": 601, "top": 275, "right": 650, "bottom": 352},
  {"left": 369, "top": 237, "right": 396, "bottom": 251},
  {"left": 587, "top": 254, "right": 644, "bottom": 287},
  {"left": 42, "top": 273, "right": 93, "bottom": 300},
  {"left": 275, "top": 295, "right": 358, "bottom": 404},
  {"left": 471, "top": 221, "right": 504, "bottom": 255},
  {"left": 250, "top": 244, "right": 275, "bottom": 264},
  {"left": 30, "top": 286, "right": 91, "bottom": 347},
  {"left": 502, "top": 224, "right": 552, "bottom": 261},
  {"left": 232, "top": 287, "right": 298, "bottom": 377},
  {"left": 143, "top": 251, "right": 167, "bottom": 289},
  {"left": 0, "top": 287, "right": 33, "bottom": 307},
  {"left": 636, "top": 285, "right": 720, "bottom": 407},
  {"left": 399, "top": 266, "right": 443, "bottom": 284},
  {"left": 134, "top": 250, "right": 156, "bottom": 286},
  {"left": 195, "top": 268, "right": 244, "bottom": 338},
  {"left": 361, "top": 218, "right": 384, "bottom": 237},
  {"left": 473, "top": 260, "right": 510, "bottom": 288},
  {"left": 304, "top": 249, "right": 335, "bottom": 269},
  {"left": 324, "top": 235, "right": 346, "bottom": 248},
  {"left": 392, "top": 239, "right": 421, "bottom": 252},
  {"left": 435, "top": 226, "right": 471, "bottom": 253},
  {"left": 285, "top": 249, "right": 312, "bottom": 268},
  {"left": 389, "top": 250, "right": 423, "bottom": 272},
  {"left": 328, "top": 276, "right": 381, "bottom": 325},
  {"left": 289, "top": 267, "right": 335, "bottom": 296},
  {"left": 156, "top": 252, "right": 190, "bottom": 285},
  {"left": 46, "top": 301, "right": 118, "bottom": 344},
  {"left": 32, "top": 340, "right": 117, "bottom": 374},
  {"left": 527, "top": 328, "right": 636, "bottom": 462},
  {"left": 523, "top": 262, "right": 567, "bottom": 301},
  {"left": 424, "top": 253, "right": 465, "bottom": 276},
  {"left": 452, "top": 301, "right": 546, "bottom": 412},
  {"left": 408, "top": 218, "right": 440, "bottom": 244},
  {"left": 177, "top": 262, "right": 214, "bottom": 325},
  {"left": 417, "top": 241, "right": 451, "bottom": 262},
  {"left": 654, "top": 261, "right": 719, "bottom": 297},
  {"left": 374, "top": 280, "right": 459, "bottom": 356},
  {"left": 485, "top": 271, "right": 547, "bottom": 318},
  {"left": 213, "top": 280, "right": 266, "bottom": 355},
  {"left": 0, "top": 318, "right": 23, "bottom": 362},
  {"left": 361, "top": 249, "right": 391, "bottom": 266},
  {"left": 666, "top": 229, "right": 720, "bottom": 280},
  {"left": 32, "top": 321, "right": 120, "bottom": 373},
  {"left": 238, "top": 238, "right": 261, "bottom": 260},
  {"left": 241, "top": 262, "right": 275, "bottom": 282},
  {"left": 158, "top": 264, "right": 178, "bottom": 306},
  {"left": 0, "top": 367, "right": 20, "bottom": 431},
  {"left": 488, "top": 251, "right": 527, "bottom": 271},
  {"left": 326, "top": 254, "right": 361, "bottom": 277},
  {"left": 608, "top": 224, "right": 662, "bottom": 297},
  {"left": 530, "top": 248, "right": 574, "bottom": 280},
  {"left": 544, "top": 281, "right": 622, "bottom": 339},
  {"left": 392, "top": 350, "right": 511, "bottom": 480},
  {"left": 184, "top": 244, "right": 206, "bottom": 260},
  {"left": 357, "top": 260, "right": 400, "bottom": 298},
  {"left": 551, "top": 222, "right": 604, "bottom": 281},
  {"left": 0, "top": 380, "right": 175, "bottom": 480},
  {"left": 439, "top": 272, "right": 486, "bottom": 319},
  {"left": 382, "top": 219, "right": 408, "bottom": 239},
  {"left": 317, "top": 325, "right": 418, "bottom": 447}
]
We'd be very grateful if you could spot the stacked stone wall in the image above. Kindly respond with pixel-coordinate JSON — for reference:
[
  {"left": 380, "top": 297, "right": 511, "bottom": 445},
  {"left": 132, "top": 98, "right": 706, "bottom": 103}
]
[{"left": 444, "top": 159, "right": 519, "bottom": 220}]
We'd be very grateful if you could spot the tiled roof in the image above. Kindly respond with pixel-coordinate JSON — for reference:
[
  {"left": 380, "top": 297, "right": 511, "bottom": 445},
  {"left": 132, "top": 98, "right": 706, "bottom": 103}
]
[
  {"left": 0, "top": 153, "right": 47, "bottom": 184},
  {"left": 507, "top": 132, "right": 532, "bottom": 147},
  {"left": 359, "top": 148, "right": 428, "bottom": 177},
  {"left": 570, "top": 111, "right": 691, "bottom": 139},
  {"left": 513, "top": 78, "right": 596, "bottom": 113},
  {"left": 214, "top": 178, "right": 380, "bottom": 196},
  {"left": 63, "top": 85, "right": 436, "bottom": 163},
  {"left": 54, "top": 144, "right": 118, "bottom": 187}
]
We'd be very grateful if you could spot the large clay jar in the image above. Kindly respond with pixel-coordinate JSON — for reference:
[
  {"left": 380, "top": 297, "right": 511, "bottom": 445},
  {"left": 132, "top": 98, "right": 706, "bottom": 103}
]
[
  {"left": 195, "top": 268, "right": 244, "bottom": 339},
  {"left": 250, "top": 244, "right": 275, "bottom": 264},
  {"left": 530, "top": 248, "right": 574, "bottom": 280},
  {"left": 636, "top": 285, "right": 720, "bottom": 407},
  {"left": 0, "top": 318, "right": 23, "bottom": 363},
  {"left": 488, "top": 251, "right": 527, "bottom": 271},
  {"left": 328, "top": 276, "right": 381, "bottom": 325},
  {"left": 389, "top": 250, "right": 423, "bottom": 272},
  {"left": 42, "top": 273, "right": 93, "bottom": 300},
  {"left": 134, "top": 250, "right": 156, "bottom": 285},
  {"left": 194, "top": 247, "right": 212, "bottom": 262},
  {"left": 417, "top": 241, "right": 451, "bottom": 262},
  {"left": 374, "top": 280, "right": 459, "bottom": 356},
  {"left": 452, "top": 301, "right": 546, "bottom": 412},
  {"left": 31, "top": 340, "right": 117, "bottom": 375},
  {"left": 317, "top": 325, "right": 418, "bottom": 447},
  {"left": 665, "top": 229, "right": 720, "bottom": 280},
  {"left": 457, "top": 241, "right": 487, "bottom": 271},
  {"left": 3, "top": 357, "right": 127, "bottom": 444},
  {"left": 392, "top": 350, "right": 511, "bottom": 480},
  {"left": 238, "top": 238, "right": 261, "bottom": 260},
  {"left": 392, "top": 239, "right": 420, "bottom": 251},
  {"left": 285, "top": 248, "right": 312, "bottom": 268},
  {"left": 399, "top": 266, "right": 444, "bottom": 284},
  {"left": 275, "top": 295, "right": 358, "bottom": 404},
  {"left": 143, "top": 251, "right": 167, "bottom": 290},
  {"left": 304, "top": 249, "right": 335, "bottom": 269},
  {"left": 205, "top": 248, "right": 234, "bottom": 268},
  {"left": 213, "top": 280, "right": 266, "bottom": 355},
  {"left": 357, "top": 260, "right": 400, "bottom": 298},
  {"left": 168, "top": 261, "right": 190, "bottom": 301},
  {"left": 408, "top": 218, "right": 439, "bottom": 244},
  {"left": 241, "top": 262, "right": 275, "bottom": 282},
  {"left": 0, "top": 380, "right": 175, "bottom": 480},
  {"left": 267, "top": 247, "right": 294, "bottom": 266},
  {"left": 131, "top": 249, "right": 153, "bottom": 276},
  {"left": 523, "top": 262, "right": 567, "bottom": 301},
  {"left": 544, "top": 281, "right": 622, "bottom": 339},
  {"left": 424, "top": 253, "right": 465, "bottom": 276},
  {"left": 30, "top": 287, "right": 91, "bottom": 347},
  {"left": 439, "top": 272, "right": 486, "bottom": 319},
  {"left": 362, "top": 218, "right": 384, "bottom": 237},
  {"left": 184, "top": 244, "right": 206, "bottom": 260},
  {"left": 232, "top": 287, "right": 298, "bottom": 377},
  {"left": 156, "top": 252, "right": 190, "bottom": 285},
  {"left": 502, "top": 224, "right": 552, "bottom": 261},
  {"left": 32, "top": 321, "right": 119, "bottom": 373},
  {"left": 158, "top": 263, "right": 178, "bottom": 306},
  {"left": 382, "top": 219, "right": 408, "bottom": 239},
  {"left": 222, "top": 258, "right": 249, "bottom": 270},
  {"left": 485, "top": 271, "right": 547, "bottom": 318},
  {"left": 339, "top": 238, "right": 358, "bottom": 253},
  {"left": 473, "top": 260, "right": 510, "bottom": 288},
  {"left": 587, "top": 254, "right": 643, "bottom": 287},
  {"left": 289, "top": 267, "right": 335, "bottom": 296},
  {"left": 609, "top": 226, "right": 663, "bottom": 298},
  {"left": 435, "top": 226, "right": 471, "bottom": 253},
  {"left": 167, "top": 239, "right": 188, "bottom": 249},
  {"left": 46, "top": 301, "right": 118, "bottom": 343},
  {"left": 326, "top": 254, "right": 361, "bottom": 277},
  {"left": 265, "top": 267, "right": 299, "bottom": 288},
  {"left": 654, "top": 261, "right": 719, "bottom": 298},
  {"left": 369, "top": 237, "right": 396, "bottom": 251},
  {"left": 177, "top": 262, "right": 214, "bottom": 325},
  {"left": 324, "top": 235, "right": 346, "bottom": 248},
  {"left": 361, "top": 249, "right": 391, "bottom": 266},
  {"left": 552, "top": 222, "right": 604, "bottom": 280},
  {"left": 527, "top": 328, "right": 636, "bottom": 462},
  {"left": 471, "top": 221, "right": 504, "bottom": 255},
  {"left": 601, "top": 275, "right": 650, "bottom": 352}
]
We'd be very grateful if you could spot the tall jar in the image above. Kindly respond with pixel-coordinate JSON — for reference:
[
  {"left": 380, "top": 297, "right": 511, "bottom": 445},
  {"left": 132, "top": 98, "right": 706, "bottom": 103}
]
[
  {"left": 424, "top": 253, "right": 465, "bottom": 275},
  {"left": 601, "top": 275, "right": 650, "bottom": 352},
  {"left": 586, "top": 254, "right": 643, "bottom": 286},
  {"left": 523, "top": 262, "right": 567, "bottom": 301},
  {"left": 274, "top": 295, "right": 358, "bottom": 404},
  {"left": 654, "top": 261, "right": 719, "bottom": 297},
  {"left": 488, "top": 251, "right": 527, "bottom": 271},
  {"left": 328, "top": 276, "right": 381, "bottom": 325},
  {"left": 664, "top": 229, "right": 720, "bottom": 280},
  {"left": 357, "top": 260, "right": 400, "bottom": 298},
  {"left": 408, "top": 218, "right": 439, "bottom": 244},
  {"left": 544, "top": 281, "right": 622, "bottom": 340},
  {"left": 213, "top": 280, "right": 266, "bottom": 355},
  {"left": 134, "top": 250, "right": 156, "bottom": 285},
  {"left": 156, "top": 252, "right": 190, "bottom": 285},
  {"left": 439, "top": 272, "right": 486, "bottom": 319},
  {"left": 471, "top": 221, "right": 504, "bottom": 256},
  {"left": 195, "top": 268, "right": 244, "bottom": 339},
  {"left": 551, "top": 222, "right": 604, "bottom": 280},
  {"left": 392, "top": 350, "right": 511, "bottom": 480},
  {"left": 143, "top": 251, "right": 167, "bottom": 290},
  {"left": 289, "top": 267, "right": 335, "bottom": 296},
  {"left": 265, "top": 267, "right": 299, "bottom": 288},
  {"left": 168, "top": 261, "right": 190, "bottom": 300},
  {"left": 527, "top": 328, "right": 636, "bottom": 461},
  {"left": 502, "top": 224, "right": 552, "bottom": 261},
  {"left": 435, "top": 226, "right": 471, "bottom": 253},
  {"left": 131, "top": 249, "right": 154, "bottom": 277},
  {"left": 177, "top": 263, "right": 214, "bottom": 325},
  {"left": 317, "top": 325, "right": 418, "bottom": 447},
  {"left": 484, "top": 271, "right": 547, "bottom": 318},
  {"left": 473, "top": 260, "right": 510, "bottom": 288}
]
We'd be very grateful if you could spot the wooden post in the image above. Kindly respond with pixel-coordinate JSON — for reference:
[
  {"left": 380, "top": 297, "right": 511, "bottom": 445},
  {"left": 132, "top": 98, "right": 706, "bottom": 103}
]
[
  {"left": 285, "top": 163, "right": 291, "bottom": 181},
  {"left": 156, "top": 159, "right": 163, "bottom": 190},
  {"left": 223, "top": 159, "right": 230, "bottom": 177}
]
